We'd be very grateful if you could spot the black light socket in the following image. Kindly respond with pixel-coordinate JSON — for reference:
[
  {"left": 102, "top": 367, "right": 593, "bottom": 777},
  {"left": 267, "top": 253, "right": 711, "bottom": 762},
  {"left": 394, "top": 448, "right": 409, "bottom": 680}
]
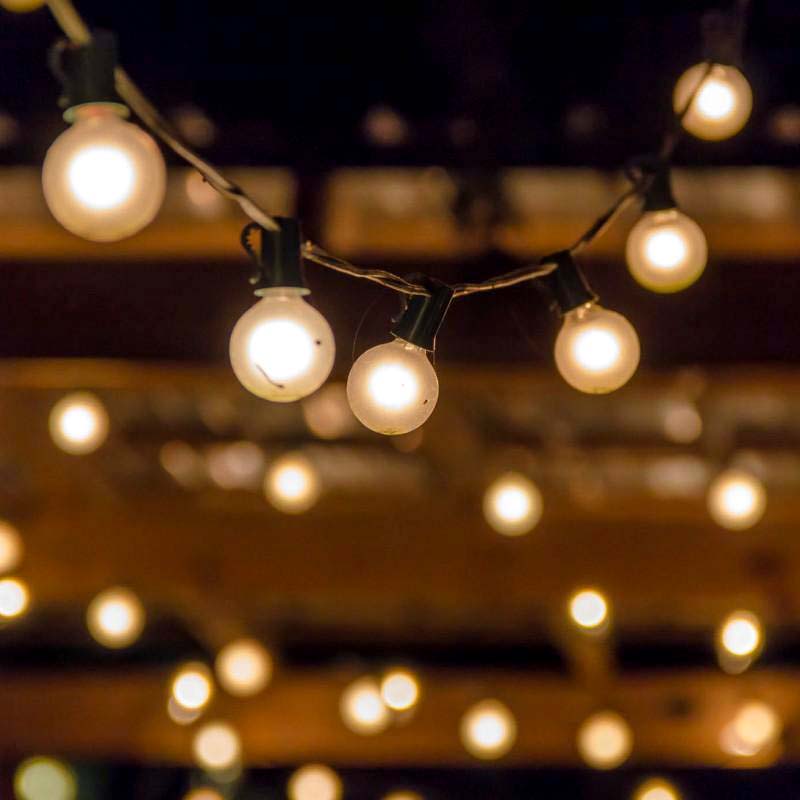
[
  {"left": 702, "top": 10, "right": 744, "bottom": 68},
  {"left": 243, "top": 218, "right": 307, "bottom": 294},
  {"left": 539, "top": 251, "right": 597, "bottom": 316},
  {"left": 643, "top": 163, "right": 677, "bottom": 212},
  {"left": 391, "top": 280, "right": 454, "bottom": 352}
]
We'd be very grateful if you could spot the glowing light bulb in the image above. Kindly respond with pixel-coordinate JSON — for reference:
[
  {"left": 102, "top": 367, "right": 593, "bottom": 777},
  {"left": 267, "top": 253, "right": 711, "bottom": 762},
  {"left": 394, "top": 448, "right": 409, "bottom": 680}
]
[
  {"left": 340, "top": 677, "right": 391, "bottom": 735},
  {"left": 14, "top": 757, "right": 76, "bottom": 800},
  {"left": 167, "top": 696, "right": 202, "bottom": 726},
  {"left": 554, "top": 304, "right": 640, "bottom": 394},
  {"left": 215, "top": 638, "right": 273, "bottom": 697},
  {"left": 569, "top": 588, "right": 610, "bottom": 631},
  {"left": 347, "top": 338, "right": 438, "bottom": 435},
  {"left": 0, "top": 0, "right": 45, "bottom": 12},
  {"left": 707, "top": 469, "right": 766, "bottom": 530},
  {"left": 86, "top": 586, "right": 145, "bottom": 648},
  {"left": 577, "top": 711, "right": 633, "bottom": 769},
  {"left": 634, "top": 778, "right": 681, "bottom": 800},
  {"left": 288, "top": 764, "right": 342, "bottom": 800},
  {"left": 172, "top": 662, "right": 214, "bottom": 711},
  {"left": 264, "top": 452, "right": 321, "bottom": 513},
  {"left": 0, "top": 520, "right": 23, "bottom": 574},
  {"left": 721, "top": 701, "right": 781, "bottom": 756},
  {"left": 192, "top": 721, "right": 241, "bottom": 772},
  {"left": 184, "top": 789, "right": 224, "bottom": 800},
  {"left": 42, "top": 105, "right": 165, "bottom": 241},
  {"left": 0, "top": 576, "right": 29, "bottom": 618},
  {"left": 460, "top": 699, "right": 517, "bottom": 760},
  {"left": 380, "top": 668, "right": 420, "bottom": 712},
  {"left": 229, "top": 288, "right": 335, "bottom": 402},
  {"left": 384, "top": 793, "right": 423, "bottom": 800},
  {"left": 719, "top": 610, "right": 762, "bottom": 658},
  {"left": 49, "top": 391, "right": 109, "bottom": 455},
  {"left": 482, "top": 472, "right": 543, "bottom": 536},
  {"left": 626, "top": 209, "right": 707, "bottom": 293},
  {"left": 674, "top": 63, "right": 753, "bottom": 141}
]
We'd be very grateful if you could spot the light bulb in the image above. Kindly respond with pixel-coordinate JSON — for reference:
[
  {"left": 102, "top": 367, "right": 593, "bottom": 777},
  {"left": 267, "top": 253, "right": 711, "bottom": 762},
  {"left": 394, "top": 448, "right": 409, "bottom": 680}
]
[
  {"left": 49, "top": 391, "right": 109, "bottom": 455},
  {"left": 167, "top": 696, "right": 202, "bottom": 726},
  {"left": 674, "top": 63, "right": 753, "bottom": 141},
  {"left": 86, "top": 586, "right": 145, "bottom": 649},
  {"left": 483, "top": 472, "right": 543, "bottom": 536},
  {"left": 215, "top": 638, "right": 273, "bottom": 697},
  {"left": 707, "top": 469, "right": 766, "bottom": 530},
  {"left": 634, "top": 778, "right": 681, "bottom": 800},
  {"left": 722, "top": 701, "right": 781, "bottom": 756},
  {"left": 340, "top": 677, "right": 391, "bottom": 735},
  {"left": 42, "top": 105, "right": 165, "bottom": 241},
  {"left": 184, "top": 790, "right": 224, "bottom": 800},
  {"left": 264, "top": 452, "right": 321, "bottom": 513},
  {"left": 172, "top": 662, "right": 214, "bottom": 711},
  {"left": 569, "top": 588, "right": 610, "bottom": 631},
  {"left": 0, "top": 0, "right": 45, "bottom": 11},
  {"left": 554, "top": 304, "right": 640, "bottom": 394},
  {"left": 288, "top": 764, "right": 342, "bottom": 800},
  {"left": 576, "top": 711, "right": 633, "bottom": 769},
  {"left": 380, "top": 668, "right": 420, "bottom": 712},
  {"left": 626, "top": 209, "right": 707, "bottom": 293},
  {"left": 229, "top": 288, "right": 335, "bottom": 402},
  {"left": 0, "top": 520, "right": 23, "bottom": 574},
  {"left": 719, "top": 610, "right": 763, "bottom": 658},
  {"left": 346, "top": 338, "right": 438, "bottom": 435},
  {"left": 460, "top": 699, "right": 517, "bottom": 760},
  {"left": 192, "top": 721, "right": 241, "bottom": 772},
  {"left": 0, "top": 576, "right": 29, "bottom": 618},
  {"left": 14, "top": 757, "right": 76, "bottom": 800},
  {"left": 384, "top": 794, "right": 423, "bottom": 800}
]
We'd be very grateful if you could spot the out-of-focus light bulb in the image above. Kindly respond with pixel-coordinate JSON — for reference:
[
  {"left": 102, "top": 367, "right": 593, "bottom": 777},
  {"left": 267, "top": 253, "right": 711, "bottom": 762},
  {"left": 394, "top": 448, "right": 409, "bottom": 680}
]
[
  {"left": 264, "top": 452, "right": 321, "bottom": 513},
  {"left": 86, "top": 586, "right": 145, "bottom": 648},
  {"left": 380, "top": 668, "right": 420, "bottom": 712},
  {"left": 229, "top": 289, "right": 335, "bottom": 402},
  {"left": 14, "top": 757, "right": 76, "bottom": 800},
  {"left": 42, "top": 105, "right": 165, "bottom": 241},
  {"left": 172, "top": 662, "right": 214, "bottom": 711},
  {"left": 184, "top": 789, "right": 224, "bottom": 800},
  {"left": 460, "top": 699, "right": 517, "bottom": 760},
  {"left": 634, "top": 778, "right": 681, "bottom": 800},
  {"left": 483, "top": 472, "right": 543, "bottom": 536},
  {"left": 346, "top": 338, "right": 438, "bottom": 435},
  {"left": 569, "top": 588, "right": 610, "bottom": 631},
  {"left": 340, "top": 677, "right": 391, "bottom": 735},
  {"left": 674, "top": 63, "right": 753, "bottom": 141},
  {"left": 719, "top": 610, "right": 763, "bottom": 658},
  {"left": 0, "top": 576, "right": 29, "bottom": 618},
  {"left": 0, "top": 519, "right": 23, "bottom": 574},
  {"left": 0, "top": 0, "right": 45, "bottom": 12},
  {"left": 626, "top": 209, "right": 707, "bottom": 293},
  {"left": 215, "top": 638, "right": 273, "bottom": 697},
  {"left": 192, "top": 721, "right": 241, "bottom": 772},
  {"left": 167, "top": 696, "right": 202, "bottom": 726},
  {"left": 661, "top": 400, "right": 703, "bottom": 444},
  {"left": 577, "top": 711, "right": 633, "bottom": 769},
  {"left": 49, "top": 391, "right": 109, "bottom": 455},
  {"left": 288, "top": 764, "right": 342, "bottom": 800},
  {"left": 721, "top": 701, "right": 781, "bottom": 756},
  {"left": 707, "top": 469, "right": 766, "bottom": 530},
  {"left": 554, "top": 304, "right": 640, "bottom": 394},
  {"left": 384, "top": 793, "right": 422, "bottom": 800}
]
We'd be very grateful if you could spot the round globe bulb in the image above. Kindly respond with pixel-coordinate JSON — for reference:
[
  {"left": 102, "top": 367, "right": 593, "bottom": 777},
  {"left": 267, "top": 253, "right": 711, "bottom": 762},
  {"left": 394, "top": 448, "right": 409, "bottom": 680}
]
[
  {"left": 288, "top": 764, "right": 342, "bottom": 800},
  {"left": 674, "top": 63, "right": 753, "bottom": 141},
  {"left": 215, "top": 638, "right": 273, "bottom": 697},
  {"left": 576, "top": 711, "right": 633, "bottom": 769},
  {"left": 707, "top": 469, "right": 766, "bottom": 530},
  {"left": 264, "top": 452, "right": 321, "bottom": 514},
  {"left": 14, "top": 757, "right": 76, "bottom": 800},
  {"left": 229, "top": 288, "right": 335, "bottom": 402},
  {"left": 42, "top": 105, "right": 165, "bottom": 241},
  {"left": 460, "top": 699, "right": 517, "bottom": 760},
  {"left": 340, "top": 677, "right": 391, "bottom": 735},
  {"left": 0, "top": 576, "right": 29, "bottom": 618},
  {"left": 482, "top": 472, "right": 543, "bottom": 536},
  {"left": 0, "top": 520, "right": 23, "bottom": 574},
  {"left": 49, "top": 391, "right": 109, "bottom": 455},
  {"left": 86, "top": 586, "right": 145, "bottom": 648},
  {"left": 172, "top": 662, "right": 214, "bottom": 711},
  {"left": 184, "top": 789, "right": 224, "bottom": 800},
  {"left": 380, "top": 668, "right": 420, "bottom": 712},
  {"left": 554, "top": 304, "right": 640, "bottom": 394},
  {"left": 192, "top": 721, "right": 241, "bottom": 772},
  {"left": 626, "top": 209, "right": 707, "bottom": 293},
  {"left": 719, "top": 610, "right": 763, "bottom": 658},
  {"left": 726, "top": 701, "right": 781, "bottom": 755},
  {"left": 347, "top": 338, "right": 438, "bottom": 435},
  {"left": 634, "top": 778, "right": 681, "bottom": 800},
  {"left": 383, "top": 794, "right": 423, "bottom": 800},
  {"left": 569, "top": 588, "right": 610, "bottom": 631}
]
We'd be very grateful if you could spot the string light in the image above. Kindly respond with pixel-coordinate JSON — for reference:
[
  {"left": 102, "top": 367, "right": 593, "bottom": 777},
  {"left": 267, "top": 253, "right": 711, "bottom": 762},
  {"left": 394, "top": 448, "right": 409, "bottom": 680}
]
[
  {"left": 707, "top": 468, "right": 766, "bottom": 530},
  {"left": 340, "top": 676, "right": 391, "bottom": 735},
  {"left": 577, "top": 711, "right": 633, "bottom": 769},
  {"left": 717, "top": 610, "right": 763, "bottom": 674},
  {"left": 287, "top": 764, "right": 342, "bottom": 800},
  {"left": 483, "top": 472, "right": 543, "bottom": 536},
  {"left": 183, "top": 789, "right": 224, "bottom": 800},
  {"left": 0, "top": 576, "right": 30, "bottom": 619},
  {"left": 14, "top": 757, "right": 77, "bottom": 800},
  {"left": 380, "top": 667, "right": 421, "bottom": 712},
  {"left": 720, "top": 701, "right": 781, "bottom": 757},
  {"left": 633, "top": 778, "right": 681, "bottom": 800},
  {"left": 215, "top": 638, "right": 273, "bottom": 697},
  {"left": 460, "top": 699, "right": 517, "bottom": 760},
  {"left": 192, "top": 721, "right": 241, "bottom": 772},
  {"left": 86, "top": 586, "right": 145, "bottom": 648},
  {"left": 0, "top": 519, "right": 23, "bottom": 574},
  {"left": 171, "top": 662, "right": 214, "bottom": 712},
  {"left": 568, "top": 588, "right": 610, "bottom": 631},
  {"left": 49, "top": 391, "right": 109, "bottom": 454},
  {"left": 263, "top": 452, "right": 321, "bottom": 514}
]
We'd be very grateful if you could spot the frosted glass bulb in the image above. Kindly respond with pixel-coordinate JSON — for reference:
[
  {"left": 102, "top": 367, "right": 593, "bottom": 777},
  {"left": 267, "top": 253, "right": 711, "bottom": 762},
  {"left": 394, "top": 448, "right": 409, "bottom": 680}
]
[
  {"left": 0, "top": 520, "right": 23, "bottom": 574},
  {"left": 674, "top": 63, "right": 753, "bottom": 141},
  {"left": 340, "top": 677, "right": 391, "bottom": 735},
  {"left": 634, "top": 778, "right": 681, "bottom": 800},
  {"left": 230, "top": 288, "right": 335, "bottom": 402},
  {"left": 577, "top": 711, "right": 633, "bottom": 769},
  {"left": 264, "top": 453, "right": 321, "bottom": 513},
  {"left": 0, "top": 577, "right": 29, "bottom": 618},
  {"left": 626, "top": 209, "right": 707, "bottom": 293},
  {"left": 172, "top": 662, "right": 214, "bottom": 711},
  {"left": 554, "top": 304, "right": 640, "bottom": 394},
  {"left": 569, "top": 588, "right": 610, "bottom": 630},
  {"left": 215, "top": 638, "right": 273, "bottom": 697},
  {"left": 460, "top": 699, "right": 517, "bottom": 760},
  {"left": 288, "top": 764, "right": 342, "bottom": 800},
  {"left": 483, "top": 472, "right": 543, "bottom": 536},
  {"left": 14, "top": 758, "right": 76, "bottom": 800},
  {"left": 49, "top": 391, "right": 109, "bottom": 454},
  {"left": 719, "top": 610, "right": 762, "bottom": 657},
  {"left": 707, "top": 469, "right": 766, "bottom": 530},
  {"left": 42, "top": 105, "right": 165, "bottom": 241},
  {"left": 192, "top": 721, "right": 241, "bottom": 771},
  {"left": 380, "top": 668, "right": 420, "bottom": 711},
  {"left": 86, "top": 586, "right": 145, "bottom": 648}
]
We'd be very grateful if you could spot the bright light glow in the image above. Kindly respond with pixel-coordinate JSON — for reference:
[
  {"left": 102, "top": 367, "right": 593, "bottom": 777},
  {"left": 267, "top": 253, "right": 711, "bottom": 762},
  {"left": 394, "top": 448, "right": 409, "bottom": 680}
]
[
  {"left": 0, "top": 519, "right": 23, "bottom": 574},
  {"left": 634, "top": 778, "right": 681, "bottom": 800},
  {"left": 229, "top": 289, "right": 335, "bottom": 402},
  {"left": 49, "top": 392, "right": 109, "bottom": 455},
  {"left": 167, "top": 696, "right": 203, "bottom": 726},
  {"left": 569, "top": 588, "right": 609, "bottom": 630},
  {"left": 340, "top": 677, "right": 392, "bottom": 735},
  {"left": 287, "top": 764, "right": 342, "bottom": 800},
  {"left": 576, "top": 711, "right": 633, "bottom": 769},
  {"left": 573, "top": 328, "right": 621, "bottom": 372},
  {"left": 383, "top": 793, "right": 423, "bottom": 800},
  {"left": 172, "top": 662, "right": 214, "bottom": 711},
  {"left": 0, "top": 577, "right": 29, "bottom": 618},
  {"left": 86, "top": 587, "right": 145, "bottom": 649},
  {"left": 721, "top": 701, "right": 781, "bottom": 756},
  {"left": 347, "top": 339, "right": 439, "bottom": 435},
  {"left": 707, "top": 469, "right": 766, "bottom": 530},
  {"left": 264, "top": 452, "right": 321, "bottom": 514},
  {"left": 192, "top": 721, "right": 241, "bottom": 772},
  {"left": 14, "top": 757, "right": 76, "bottom": 800},
  {"left": 697, "top": 80, "right": 735, "bottom": 120},
  {"left": 719, "top": 611, "right": 762, "bottom": 658},
  {"left": 0, "top": 0, "right": 46, "bottom": 13},
  {"left": 644, "top": 229, "right": 688, "bottom": 269},
  {"left": 460, "top": 699, "right": 517, "bottom": 760},
  {"left": 380, "top": 668, "right": 420, "bottom": 712},
  {"left": 184, "top": 789, "right": 224, "bottom": 800},
  {"left": 215, "top": 638, "right": 273, "bottom": 697},
  {"left": 68, "top": 146, "right": 135, "bottom": 210},
  {"left": 483, "top": 472, "right": 543, "bottom": 536}
]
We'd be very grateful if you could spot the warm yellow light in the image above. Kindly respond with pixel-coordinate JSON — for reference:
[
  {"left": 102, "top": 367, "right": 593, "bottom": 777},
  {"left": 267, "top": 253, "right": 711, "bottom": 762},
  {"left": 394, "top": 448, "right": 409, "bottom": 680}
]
[
  {"left": 347, "top": 339, "right": 439, "bottom": 435},
  {"left": 49, "top": 391, "right": 109, "bottom": 455},
  {"left": 554, "top": 304, "right": 640, "bottom": 394},
  {"left": 183, "top": 789, "right": 224, "bottom": 800},
  {"left": 0, "top": 576, "right": 29, "bottom": 619},
  {"left": 661, "top": 401, "right": 703, "bottom": 444},
  {"left": 205, "top": 441, "right": 265, "bottom": 491},
  {"left": 14, "top": 757, "right": 76, "bottom": 800},
  {"left": 383, "top": 793, "right": 423, "bottom": 800},
  {"left": 42, "top": 105, "right": 165, "bottom": 241},
  {"left": 172, "top": 662, "right": 214, "bottom": 711},
  {"left": 483, "top": 472, "right": 543, "bottom": 536},
  {"left": 287, "top": 764, "right": 342, "bottom": 800},
  {"left": 626, "top": 209, "right": 707, "bottom": 293},
  {"left": 167, "top": 696, "right": 202, "bottom": 726},
  {"left": 0, "top": 519, "right": 23, "bottom": 574},
  {"left": 569, "top": 588, "right": 610, "bottom": 631},
  {"left": 634, "top": 778, "right": 681, "bottom": 800},
  {"left": 577, "top": 711, "right": 633, "bottom": 769},
  {"left": 460, "top": 699, "right": 517, "bottom": 760},
  {"left": 721, "top": 701, "right": 781, "bottom": 756},
  {"left": 192, "top": 721, "right": 241, "bottom": 772},
  {"left": 380, "top": 668, "right": 420, "bottom": 712},
  {"left": 340, "top": 677, "right": 392, "bottom": 735},
  {"left": 0, "top": 0, "right": 46, "bottom": 12},
  {"left": 674, "top": 63, "right": 753, "bottom": 141},
  {"left": 707, "top": 469, "right": 766, "bottom": 530},
  {"left": 264, "top": 452, "right": 321, "bottom": 513},
  {"left": 302, "top": 382, "right": 357, "bottom": 439},
  {"left": 86, "top": 586, "right": 145, "bottom": 649},
  {"left": 215, "top": 638, "right": 273, "bottom": 697},
  {"left": 229, "top": 289, "right": 335, "bottom": 402},
  {"left": 719, "top": 610, "right": 763, "bottom": 658}
]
